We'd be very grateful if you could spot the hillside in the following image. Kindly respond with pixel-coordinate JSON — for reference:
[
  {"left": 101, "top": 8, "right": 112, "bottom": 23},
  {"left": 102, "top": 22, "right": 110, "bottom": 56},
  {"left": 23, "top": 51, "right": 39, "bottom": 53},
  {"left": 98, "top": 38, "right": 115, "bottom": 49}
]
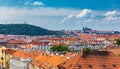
[{"left": 0, "top": 24, "right": 64, "bottom": 36}]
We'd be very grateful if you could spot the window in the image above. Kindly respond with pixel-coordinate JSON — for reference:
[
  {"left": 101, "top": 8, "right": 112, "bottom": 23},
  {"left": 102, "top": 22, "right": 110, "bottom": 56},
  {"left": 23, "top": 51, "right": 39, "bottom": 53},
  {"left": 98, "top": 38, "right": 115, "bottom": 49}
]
[
  {"left": 40, "top": 67, "right": 45, "bottom": 69},
  {"left": 34, "top": 47, "right": 36, "bottom": 50},
  {"left": 102, "top": 64, "right": 106, "bottom": 67},
  {"left": 112, "top": 64, "right": 116, "bottom": 67},
  {"left": 69, "top": 64, "right": 72, "bottom": 67},
  {"left": 1, "top": 57, "right": 4, "bottom": 60},
  {"left": 88, "top": 64, "right": 92, "bottom": 68},
  {"left": 77, "top": 64, "right": 81, "bottom": 67}
]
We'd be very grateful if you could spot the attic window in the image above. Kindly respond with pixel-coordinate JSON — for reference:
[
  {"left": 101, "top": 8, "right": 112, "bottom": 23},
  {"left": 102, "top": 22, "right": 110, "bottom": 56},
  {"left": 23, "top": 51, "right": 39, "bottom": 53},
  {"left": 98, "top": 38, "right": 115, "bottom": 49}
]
[
  {"left": 69, "top": 64, "right": 72, "bottom": 67},
  {"left": 63, "top": 62, "right": 66, "bottom": 64},
  {"left": 88, "top": 64, "right": 92, "bottom": 68},
  {"left": 40, "top": 67, "right": 45, "bottom": 69},
  {"left": 112, "top": 64, "right": 116, "bottom": 67},
  {"left": 77, "top": 64, "right": 81, "bottom": 67},
  {"left": 102, "top": 64, "right": 106, "bottom": 67}
]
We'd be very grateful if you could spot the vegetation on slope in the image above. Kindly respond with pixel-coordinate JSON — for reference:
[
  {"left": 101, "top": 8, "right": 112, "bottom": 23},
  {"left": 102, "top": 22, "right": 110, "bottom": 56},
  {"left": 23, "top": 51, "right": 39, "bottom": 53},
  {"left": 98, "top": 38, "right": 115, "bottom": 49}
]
[{"left": 0, "top": 24, "right": 64, "bottom": 36}]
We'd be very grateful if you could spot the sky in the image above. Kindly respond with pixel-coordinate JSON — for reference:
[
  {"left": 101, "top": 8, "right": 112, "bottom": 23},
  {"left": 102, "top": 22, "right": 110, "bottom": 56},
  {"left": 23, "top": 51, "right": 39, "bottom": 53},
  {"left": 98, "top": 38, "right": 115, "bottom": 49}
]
[{"left": 0, "top": 0, "right": 120, "bottom": 31}]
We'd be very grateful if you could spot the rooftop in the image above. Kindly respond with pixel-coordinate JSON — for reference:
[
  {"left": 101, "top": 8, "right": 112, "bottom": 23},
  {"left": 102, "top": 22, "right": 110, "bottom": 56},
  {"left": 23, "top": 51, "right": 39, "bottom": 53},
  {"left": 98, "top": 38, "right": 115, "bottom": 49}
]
[{"left": 58, "top": 51, "right": 120, "bottom": 69}]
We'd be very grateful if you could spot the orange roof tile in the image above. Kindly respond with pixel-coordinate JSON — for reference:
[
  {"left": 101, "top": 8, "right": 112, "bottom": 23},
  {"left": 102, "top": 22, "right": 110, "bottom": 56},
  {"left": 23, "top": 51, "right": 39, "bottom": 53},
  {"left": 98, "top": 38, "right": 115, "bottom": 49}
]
[
  {"left": 81, "top": 35, "right": 92, "bottom": 39},
  {"left": 3, "top": 49, "right": 16, "bottom": 55},
  {"left": 8, "top": 40, "right": 25, "bottom": 44},
  {"left": 34, "top": 54, "right": 49, "bottom": 63},
  {"left": 31, "top": 54, "right": 49, "bottom": 67},
  {"left": 47, "top": 55, "right": 67, "bottom": 67},
  {"left": 27, "top": 51, "right": 41, "bottom": 59},
  {"left": 58, "top": 51, "right": 120, "bottom": 69},
  {"left": 108, "top": 48, "right": 120, "bottom": 55},
  {"left": 25, "top": 45, "right": 31, "bottom": 49},
  {"left": 12, "top": 50, "right": 27, "bottom": 59}
]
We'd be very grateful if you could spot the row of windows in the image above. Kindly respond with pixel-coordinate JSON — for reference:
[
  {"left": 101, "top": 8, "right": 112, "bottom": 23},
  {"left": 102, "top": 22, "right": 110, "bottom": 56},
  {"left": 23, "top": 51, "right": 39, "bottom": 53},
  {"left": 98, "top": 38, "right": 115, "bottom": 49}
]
[
  {"left": 70, "top": 45, "right": 102, "bottom": 50},
  {"left": 32, "top": 47, "right": 50, "bottom": 50},
  {"left": 77, "top": 64, "right": 117, "bottom": 68}
]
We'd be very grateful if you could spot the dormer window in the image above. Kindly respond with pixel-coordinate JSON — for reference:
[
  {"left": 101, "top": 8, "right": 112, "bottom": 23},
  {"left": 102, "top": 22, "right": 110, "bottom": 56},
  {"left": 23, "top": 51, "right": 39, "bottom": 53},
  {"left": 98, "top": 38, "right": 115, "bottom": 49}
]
[
  {"left": 102, "top": 64, "right": 106, "bottom": 67},
  {"left": 112, "top": 64, "right": 116, "bottom": 67},
  {"left": 69, "top": 64, "right": 72, "bottom": 67},
  {"left": 40, "top": 67, "right": 45, "bottom": 69},
  {"left": 88, "top": 64, "right": 92, "bottom": 68},
  {"left": 77, "top": 64, "right": 81, "bottom": 67}
]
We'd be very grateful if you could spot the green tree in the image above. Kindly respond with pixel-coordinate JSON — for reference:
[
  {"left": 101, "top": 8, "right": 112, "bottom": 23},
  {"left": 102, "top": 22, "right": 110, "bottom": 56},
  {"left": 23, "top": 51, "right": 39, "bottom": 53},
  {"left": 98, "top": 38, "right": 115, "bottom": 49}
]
[
  {"left": 85, "top": 48, "right": 91, "bottom": 52},
  {"left": 115, "top": 38, "right": 120, "bottom": 46},
  {"left": 50, "top": 45, "right": 70, "bottom": 53}
]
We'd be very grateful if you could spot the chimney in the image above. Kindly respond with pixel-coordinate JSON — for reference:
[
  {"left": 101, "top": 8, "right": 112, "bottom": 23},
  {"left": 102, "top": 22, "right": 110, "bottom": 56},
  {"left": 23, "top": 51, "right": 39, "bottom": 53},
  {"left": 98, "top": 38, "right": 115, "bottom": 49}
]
[
  {"left": 67, "top": 56, "right": 71, "bottom": 60},
  {"left": 60, "top": 54, "right": 64, "bottom": 57}
]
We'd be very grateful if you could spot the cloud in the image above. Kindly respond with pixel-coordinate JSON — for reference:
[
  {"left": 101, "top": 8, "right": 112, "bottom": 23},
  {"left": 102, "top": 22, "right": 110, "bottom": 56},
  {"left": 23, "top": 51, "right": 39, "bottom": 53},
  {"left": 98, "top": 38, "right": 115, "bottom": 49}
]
[
  {"left": 0, "top": 7, "right": 79, "bottom": 17},
  {"left": 24, "top": 1, "right": 30, "bottom": 5},
  {"left": 61, "top": 15, "right": 74, "bottom": 23},
  {"left": 24, "top": 1, "right": 44, "bottom": 6},
  {"left": 104, "top": 11, "right": 120, "bottom": 22},
  {"left": 33, "top": 1, "right": 44, "bottom": 6},
  {"left": 104, "top": 16, "right": 120, "bottom": 22},
  {"left": 0, "top": 6, "right": 119, "bottom": 30},
  {"left": 61, "top": 9, "right": 91, "bottom": 23},
  {"left": 76, "top": 9, "right": 91, "bottom": 18},
  {"left": 19, "top": 1, "right": 23, "bottom": 3},
  {"left": 60, "top": 9, "right": 120, "bottom": 26},
  {"left": 0, "top": 7, "right": 79, "bottom": 26},
  {"left": 104, "top": 11, "right": 116, "bottom": 16}
]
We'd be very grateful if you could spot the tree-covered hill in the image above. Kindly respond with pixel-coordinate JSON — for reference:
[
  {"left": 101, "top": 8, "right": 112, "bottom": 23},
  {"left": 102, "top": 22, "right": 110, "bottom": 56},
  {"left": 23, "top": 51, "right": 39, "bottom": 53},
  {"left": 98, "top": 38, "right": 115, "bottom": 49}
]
[{"left": 0, "top": 24, "right": 64, "bottom": 36}]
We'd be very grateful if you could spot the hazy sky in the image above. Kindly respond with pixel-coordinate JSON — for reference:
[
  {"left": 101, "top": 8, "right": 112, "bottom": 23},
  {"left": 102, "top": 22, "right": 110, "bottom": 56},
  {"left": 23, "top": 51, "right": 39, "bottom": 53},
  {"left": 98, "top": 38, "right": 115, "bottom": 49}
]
[{"left": 0, "top": 0, "right": 120, "bottom": 31}]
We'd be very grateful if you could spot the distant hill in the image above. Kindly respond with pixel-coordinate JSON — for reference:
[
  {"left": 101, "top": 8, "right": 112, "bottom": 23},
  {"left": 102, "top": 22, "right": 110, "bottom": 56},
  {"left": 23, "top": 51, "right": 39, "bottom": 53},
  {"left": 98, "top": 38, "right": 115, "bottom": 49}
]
[{"left": 0, "top": 24, "right": 64, "bottom": 36}]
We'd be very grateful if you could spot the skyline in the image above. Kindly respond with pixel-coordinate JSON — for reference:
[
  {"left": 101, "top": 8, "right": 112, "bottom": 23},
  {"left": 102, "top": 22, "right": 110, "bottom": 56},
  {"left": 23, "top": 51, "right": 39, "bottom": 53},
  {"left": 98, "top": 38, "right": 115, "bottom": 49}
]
[{"left": 0, "top": 0, "right": 120, "bottom": 31}]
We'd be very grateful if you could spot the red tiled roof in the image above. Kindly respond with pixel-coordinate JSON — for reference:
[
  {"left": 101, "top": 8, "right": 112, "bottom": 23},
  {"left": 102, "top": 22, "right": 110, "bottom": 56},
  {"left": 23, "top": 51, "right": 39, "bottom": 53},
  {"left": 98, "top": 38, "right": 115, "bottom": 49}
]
[
  {"left": 27, "top": 51, "right": 41, "bottom": 59},
  {"left": 3, "top": 49, "right": 16, "bottom": 55},
  {"left": 12, "top": 50, "right": 27, "bottom": 59},
  {"left": 8, "top": 40, "right": 25, "bottom": 44},
  {"left": 58, "top": 51, "right": 120, "bottom": 69},
  {"left": 32, "top": 41, "right": 49, "bottom": 46}
]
